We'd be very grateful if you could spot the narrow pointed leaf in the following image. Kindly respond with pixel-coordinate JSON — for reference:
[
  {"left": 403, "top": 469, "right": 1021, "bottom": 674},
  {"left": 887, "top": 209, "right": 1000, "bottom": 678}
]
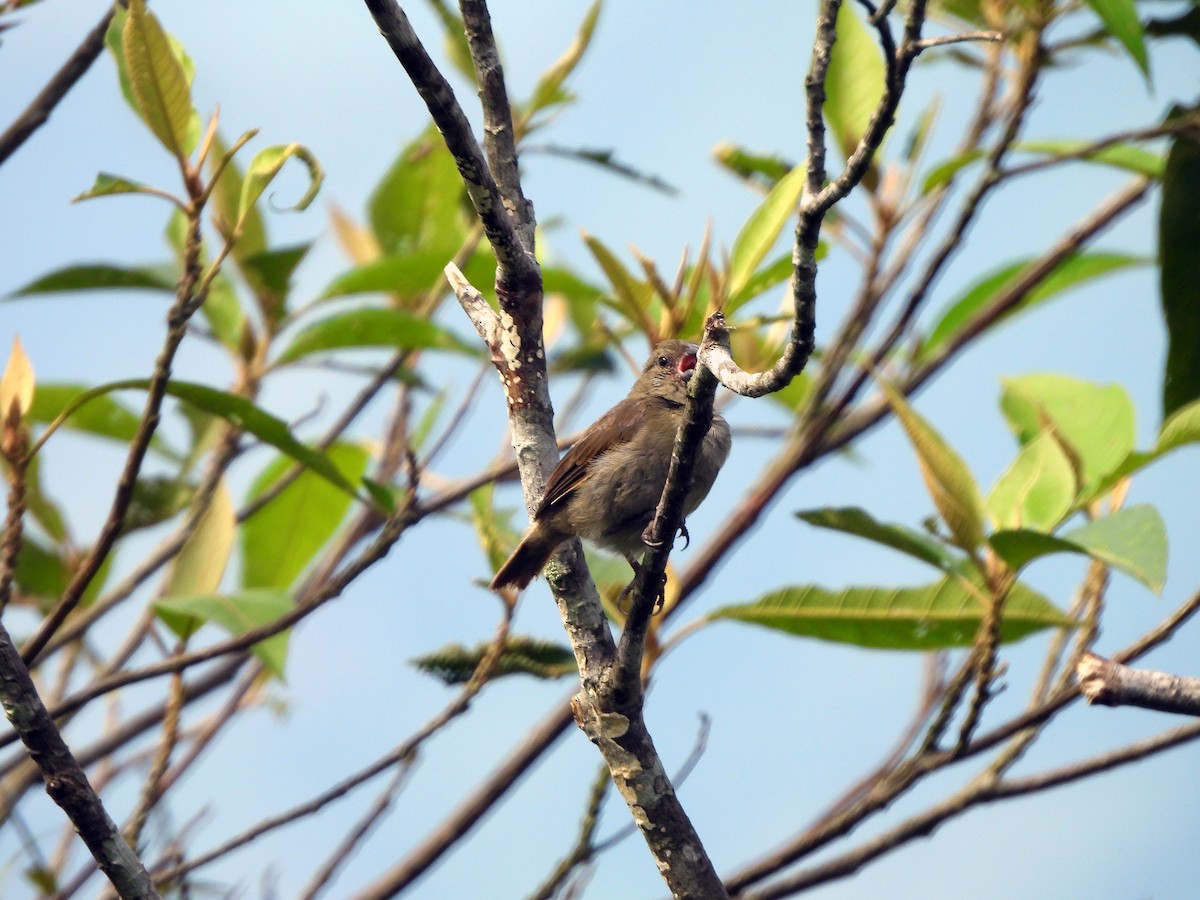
[
  {"left": 72, "top": 172, "right": 169, "bottom": 204},
  {"left": 275, "top": 307, "right": 475, "bottom": 364},
  {"left": 710, "top": 578, "right": 1072, "bottom": 650},
  {"left": 796, "top": 506, "right": 956, "bottom": 570},
  {"left": 30, "top": 383, "right": 177, "bottom": 456},
  {"left": 55, "top": 379, "right": 363, "bottom": 499},
  {"left": 727, "top": 163, "right": 807, "bottom": 306},
  {"left": 1082, "top": 0, "right": 1148, "bottom": 73},
  {"left": 879, "top": 381, "right": 985, "bottom": 550},
  {"left": 921, "top": 253, "right": 1145, "bottom": 362},
  {"left": 527, "top": 1, "right": 601, "bottom": 115},
  {"left": 8, "top": 263, "right": 177, "bottom": 298},
  {"left": 413, "top": 636, "right": 577, "bottom": 685}
]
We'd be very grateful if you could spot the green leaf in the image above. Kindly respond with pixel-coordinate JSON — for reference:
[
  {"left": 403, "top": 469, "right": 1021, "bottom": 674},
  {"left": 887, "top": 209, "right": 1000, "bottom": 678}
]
[
  {"left": 8, "top": 263, "right": 177, "bottom": 298},
  {"left": 727, "top": 163, "right": 806, "bottom": 306},
  {"left": 988, "top": 529, "right": 1082, "bottom": 571},
  {"left": 991, "top": 505, "right": 1168, "bottom": 593},
  {"left": 1019, "top": 141, "right": 1164, "bottom": 179},
  {"left": 879, "top": 381, "right": 985, "bottom": 550},
  {"left": 238, "top": 143, "right": 323, "bottom": 230},
  {"left": 52, "top": 379, "right": 363, "bottom": 499},
  {"left": 207, "top": 131, "right": 267, "bottom": 260},
  {"left": 709, "top": 577, "right": 1072, "bottom": 650},
  {"left": 201, "top": 271, "right": 246, "bottom": 351},
  {"left": 413, "top": 636, "right": 577, "bottom": 685},
  {"left": 122, "top": 0, "right": 199, "bottom": 158},
  {"left": 727, "top": 252, "right": 796, "bottom": 314},
  {"left": 1062, "top": 504, "right": 1167, "bottom": 594},
  {"left": 241, "top": 243, "right": 311, "bottom": 324},
  {"left": 369, "top": 130, "right": 466, "bottom": 256},
  {"left": 1159, "top": 121, "right": 1200, "bottom": 419},
  {"left": 985, "top": 431, "right": 1076, "bottom": 531},
  {"left": 30, "top": 383, "right": 178, "bottom": 457},
  {"left": 920, "top": 253, "right": 1145, "bottom": 362},
  {"left": 123, "top": 476, "right": 194, "bottom": 534},
  {"left": 242, "top": 443, "right": 369, "bottom": 590},
  {"left": 163, "top": 480, "right": 235, "bottom": 597},
  {"left": 71, "top": 172, "right": 168, "bottom": 204},
  {"left": 425, "top": 0, "right": 476, "bottom": 84},
  {"left": 14, "top": 539, "right": 70, "bottom": 606},
  {"left": 1000, "top": 374, "right": 1136, "bottom": 493},
  {"left": 318, "top": 251, "right": 460, "bottom": 303},
  {"left": 825, "top": 1, "right": 885, "bottom": 164},
  {"left": 154, "top": 589, "right": 292, "bottom": 677},
  {"left": 275, "top": 307, "right": 476, "bottom": 364},
  {"left": 526, "top": 0, "right": 601, "bottom": 116},
  {"left": 1081, "top": 0, "right": 1148, "bottom": 74},
  {"left": 1157, "top": 397, "right": 1200, "bottom": 454},
  {"left": 713, "top": 141, "right": 795, "bottom": 191},
  {"left": 921, "top": 149, "right": 986, "bottom": 194},
  {"left": 582, "top": 233, "right": 655, "bottom": 330},
  {"left": 469, "top": 484, "right": 523, "bottom": 574},
  {"left": 796, "top": 506, "right": 956, "bottom": 571}
]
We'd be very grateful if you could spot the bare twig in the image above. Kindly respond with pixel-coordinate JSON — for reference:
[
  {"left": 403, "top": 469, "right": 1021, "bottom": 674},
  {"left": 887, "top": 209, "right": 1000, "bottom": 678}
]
[{"left": 0, "top": 6, "right": 117, "bottom": 166}]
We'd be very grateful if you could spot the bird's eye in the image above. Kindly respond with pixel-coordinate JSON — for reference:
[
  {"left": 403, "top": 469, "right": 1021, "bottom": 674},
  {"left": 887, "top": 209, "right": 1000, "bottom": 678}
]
[{"left": 657, "top": 355, "right": 670, "bottom": 367}]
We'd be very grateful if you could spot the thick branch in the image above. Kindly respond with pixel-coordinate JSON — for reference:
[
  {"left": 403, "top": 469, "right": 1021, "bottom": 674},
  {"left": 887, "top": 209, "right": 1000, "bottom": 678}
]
[
  {"left": 0, "top": 623, "right": 157, "bottom": 897},
  {"left": 362, "top": 0, "right": 537, "bottom": 289},
  {"left": 458, "top": 0, "right": 535, "bottom": 247},
  {"left": 1078, "top": 653, "right": 1200, "bottom": 717}
]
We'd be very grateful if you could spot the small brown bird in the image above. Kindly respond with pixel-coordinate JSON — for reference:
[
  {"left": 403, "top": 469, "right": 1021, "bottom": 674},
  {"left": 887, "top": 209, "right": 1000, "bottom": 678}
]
[{"left": 490, "top": 339, "right": 732, "bottom": 591}]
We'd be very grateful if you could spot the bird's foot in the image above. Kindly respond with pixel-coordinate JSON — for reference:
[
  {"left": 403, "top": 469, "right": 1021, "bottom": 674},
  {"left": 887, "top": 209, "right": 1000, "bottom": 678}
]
[
  {"left": 616, "top": 556, "right": 667, "bottom": 614},
  {"left": 641, "top": 519, "right": 690, "bottom": 550}
]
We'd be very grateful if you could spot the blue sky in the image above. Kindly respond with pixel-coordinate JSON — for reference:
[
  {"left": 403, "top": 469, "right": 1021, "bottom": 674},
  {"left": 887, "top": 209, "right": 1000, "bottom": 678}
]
[{"left": 1, "top": 1, "right": 1198, "bottom": 897}]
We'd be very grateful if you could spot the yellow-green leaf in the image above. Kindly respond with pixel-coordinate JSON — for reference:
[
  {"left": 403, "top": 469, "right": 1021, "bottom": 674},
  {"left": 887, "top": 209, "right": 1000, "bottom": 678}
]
[
  {"left": 163, "top": 480, "right": 235, "bottom": 598},
  {"left": 237, "top": 144, "right": 323, "bottom": 232},
  {"left": 710, "top": 578, "right": 1071, "bottom": 650},
  {"left": 985, "top": 431, "right": 1076, "bottom": 531},
  {"left": 123, "top": 0, "right": 198, "bottom": 159},
  {"left": 155, "top": 589, "right": 292, "bottom": 677},
  {"left": 880, "top": 381, "right": 985, "bottom": 550},
  {"left": 825, "top": 2, "right": 885, "bottom": 163},
  {"left": 727, "top": 163, "right": 806, "bottom": 308}
]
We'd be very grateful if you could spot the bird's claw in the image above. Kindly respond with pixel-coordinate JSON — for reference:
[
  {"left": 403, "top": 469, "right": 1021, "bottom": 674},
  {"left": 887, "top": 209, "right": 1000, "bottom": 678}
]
[
  {"left": 676, "top": 520, "right": 690, "bottom": 550},
  {"left": 641, "top": 522, "right": 664, "bottom": 549},
  {"left": 616, "top": 556, "right": 668, "bottom": 615},
  {"left": 642, "top": 520, "right": 691, "bottom": 550}
]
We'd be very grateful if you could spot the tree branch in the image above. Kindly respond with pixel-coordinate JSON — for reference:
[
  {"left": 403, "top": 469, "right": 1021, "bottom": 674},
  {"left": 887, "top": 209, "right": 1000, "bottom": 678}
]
[
  {"left": 0, "top": 6, "right": 117, "bottom": 167},
  {"left": 1078, "top": 653, "right": 1200, "bottom": 717}
]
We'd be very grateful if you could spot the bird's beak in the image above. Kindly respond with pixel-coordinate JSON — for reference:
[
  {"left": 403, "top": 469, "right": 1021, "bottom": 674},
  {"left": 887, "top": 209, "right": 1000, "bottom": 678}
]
[{"left": 678, "top": 351, "right": 697, "bottom": 381}]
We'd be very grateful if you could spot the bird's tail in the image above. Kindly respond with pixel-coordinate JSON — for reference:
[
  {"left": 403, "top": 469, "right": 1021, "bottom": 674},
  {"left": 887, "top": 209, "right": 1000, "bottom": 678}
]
[{"left": 490, "top": 531, "right": 562, "bottom": 591}]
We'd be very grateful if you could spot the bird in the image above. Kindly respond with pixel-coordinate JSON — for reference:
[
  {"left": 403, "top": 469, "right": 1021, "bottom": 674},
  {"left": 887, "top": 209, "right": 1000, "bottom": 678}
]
[{"left": 490, "top": 339, "right": 731, "bottom": 592}]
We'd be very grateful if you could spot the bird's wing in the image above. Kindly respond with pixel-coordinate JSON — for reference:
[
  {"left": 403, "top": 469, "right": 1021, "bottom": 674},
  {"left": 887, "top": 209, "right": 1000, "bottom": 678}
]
[{"left": 535, "top": 398, "right": 645, "bottom": 519}]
